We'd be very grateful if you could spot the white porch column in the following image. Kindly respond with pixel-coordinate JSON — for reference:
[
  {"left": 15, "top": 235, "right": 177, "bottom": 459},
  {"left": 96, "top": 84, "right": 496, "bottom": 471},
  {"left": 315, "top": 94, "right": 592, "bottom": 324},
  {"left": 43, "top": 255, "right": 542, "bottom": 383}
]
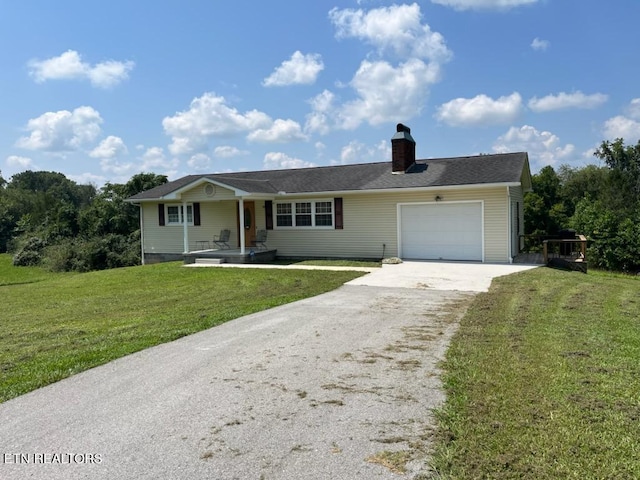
[
  {"left": 238, "top": 197, "right": 246, "bottom": 254},
  {"left": 139, "top": 204, "right": 145, "bottom": 265},
  {"left": 182, "top": 201, "right": 189, "bottom": 253}
]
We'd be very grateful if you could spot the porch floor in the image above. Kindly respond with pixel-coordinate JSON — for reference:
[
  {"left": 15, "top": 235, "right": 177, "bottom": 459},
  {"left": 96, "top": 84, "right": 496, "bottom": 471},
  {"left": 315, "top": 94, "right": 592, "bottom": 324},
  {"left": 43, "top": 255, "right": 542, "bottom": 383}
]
[
  {"left": 513, "top": 252, "right": 545, "bottom": 264},
  {"left": 183, "top": 248, "right": 277, "bottom": 265}
]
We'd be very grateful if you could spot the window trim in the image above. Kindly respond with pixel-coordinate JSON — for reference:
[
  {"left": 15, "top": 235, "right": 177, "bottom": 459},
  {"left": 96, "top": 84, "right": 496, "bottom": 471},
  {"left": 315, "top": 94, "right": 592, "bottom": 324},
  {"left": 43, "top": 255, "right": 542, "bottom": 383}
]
[
  {"left": 165, "top": 203, "right": 194, "bottom": 226},
  {"left": 274, "top": 199, "right": 335, "bottom": 229}
]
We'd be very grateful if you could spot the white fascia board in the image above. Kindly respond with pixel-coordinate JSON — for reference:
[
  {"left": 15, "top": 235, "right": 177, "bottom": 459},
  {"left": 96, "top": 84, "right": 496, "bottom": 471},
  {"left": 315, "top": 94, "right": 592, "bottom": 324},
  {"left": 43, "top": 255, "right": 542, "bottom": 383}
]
[
  {"left": 163, "top": 178, "right": 249, "bottom": 199},
  {"left": 273, "top": 182, "right": 521, "bottom": 198}
]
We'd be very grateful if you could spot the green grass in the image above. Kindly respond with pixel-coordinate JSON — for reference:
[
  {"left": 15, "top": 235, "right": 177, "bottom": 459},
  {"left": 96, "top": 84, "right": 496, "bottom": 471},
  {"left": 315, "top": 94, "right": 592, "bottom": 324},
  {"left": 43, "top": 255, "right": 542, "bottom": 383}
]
[
  {"left": 0, "top": 254, "right": 364, "bottom": 403},
  {"left": 0, "top": 254, "right": 76, "bottom": 286},
  {"left": 432, "top": 267, "right": 640, "bottom": 479}
]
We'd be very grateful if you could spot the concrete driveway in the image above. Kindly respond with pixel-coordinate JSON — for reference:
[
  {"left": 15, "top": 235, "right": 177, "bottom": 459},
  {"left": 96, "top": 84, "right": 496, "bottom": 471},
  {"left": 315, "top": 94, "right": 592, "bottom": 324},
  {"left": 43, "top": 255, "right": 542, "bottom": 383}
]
[{"left": 0, "top": 262, "right": 536, "bottom": 480}]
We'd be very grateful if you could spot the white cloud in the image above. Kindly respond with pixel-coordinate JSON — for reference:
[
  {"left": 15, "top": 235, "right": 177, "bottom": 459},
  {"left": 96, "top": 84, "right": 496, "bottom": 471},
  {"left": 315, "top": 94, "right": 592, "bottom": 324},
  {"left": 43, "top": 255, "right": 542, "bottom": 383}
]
[
  {"left": 329, "top": 3, "right": 451, "bottom": 62},
  {"left": 305, "top": 90, "right": 336, "bottom": 135},
  {"left": 247, "top": 119, "right": 307, "bottom": 143},
  {"left": 89, "top": 135, "right": 128, "bottom": 159},
  {"left": 263, "top": 152, "right": 315, "bottom": 170},
  {"left": 338, "top": 140, "right": 390, "bottom": 164},
  {"left": 87, "top": 60, "right": 135, "bottom": 89},
  {"left": 493, "top": 125, "right": 575, "bottom": 168},
  {"left": 28, "top": 50, "right": 134, "bottom": 88},
  {"left": 603, "top": 116, "right": 640, "bottom": 142},
  {"left": 626, "top": 98, "right": 640, "bottom": 120},
  {"left": 600, "top": 99, "right": 640, "bottom": 142},
  {"left": 316, "top": 3, "right": 451, "bottom": 132},
  {"left": 528, "top": 91, "right": 608, "bottom": 112},
  {"left": 213, "top": 146, "right": 249, "bottom": 158},
  {"left": 162, "top": 92, "right": 272, "bottom": 156},
  {"left": 436, "top": 92, "right": 523, "bottom": 127},
  {"left": 6, "top": 155, "right": 34, "bottom": 168},
  {"left": 339, "top": 59, "right": 441, "bottom": 129},
  {"left": 99, "top": 158, "right": 135, "bottom": 176},
  {"left": 263, "top": 51, "right": 324, "bottom": 87},
  {"left": 140, "top": 147, "right": 178, "bottom": 171},
  {"left": 531, "top": 37, "right": 550, "bottom": 51},
  {"left": 16, "top": 106, "right": 103, "bottom": 152},
  {"left": 431, "top": 0, "right": 538, "bottom": 11},
  {"left": 68, "top": 172, "right": 106, "bottom": 187},
  {"left": 99, "top": 146, "right": 178, "bottom": 178},
  {"left": 187, "top": 153, "right": 211, "bottom": 171}
]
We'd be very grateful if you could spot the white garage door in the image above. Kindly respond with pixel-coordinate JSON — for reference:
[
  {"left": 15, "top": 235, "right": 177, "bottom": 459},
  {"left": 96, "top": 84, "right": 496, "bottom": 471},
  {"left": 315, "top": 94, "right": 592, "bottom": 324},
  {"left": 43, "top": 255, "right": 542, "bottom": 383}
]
[{"left": 400, "top": 202, "right": 483, "bottom": 261}]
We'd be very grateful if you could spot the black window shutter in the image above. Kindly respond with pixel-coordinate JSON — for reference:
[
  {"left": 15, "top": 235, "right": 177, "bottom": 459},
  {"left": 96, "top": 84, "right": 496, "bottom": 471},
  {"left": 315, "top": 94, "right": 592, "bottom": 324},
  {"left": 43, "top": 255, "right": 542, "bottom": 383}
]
[
  {"left": 334, "top": 197, "right": 343, "bottom": 229},
  {"left": 194, "top": 202, "right": 201, "bottom": 226},
  {"left": 158, "top": 203, "right": 165, "bottom": 226},
  {"left": 265, "top": 201, "right": 273, "bottom": 230}
]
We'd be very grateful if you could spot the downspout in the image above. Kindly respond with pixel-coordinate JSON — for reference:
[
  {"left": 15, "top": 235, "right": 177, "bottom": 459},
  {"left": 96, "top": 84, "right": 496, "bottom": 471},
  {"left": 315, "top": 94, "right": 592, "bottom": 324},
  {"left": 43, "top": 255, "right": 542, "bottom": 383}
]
[
  {"left": 507, "top": 187, "right": 513, "bottom": 263},
  {"left": 138, "top": 203, "right": 145, "bottom": 265},
  {"left": 238, "top": 197, "right": 246, "bottom": 254},
  {"left": 182, "top": 200, "right": 189, "bottom": 254}
]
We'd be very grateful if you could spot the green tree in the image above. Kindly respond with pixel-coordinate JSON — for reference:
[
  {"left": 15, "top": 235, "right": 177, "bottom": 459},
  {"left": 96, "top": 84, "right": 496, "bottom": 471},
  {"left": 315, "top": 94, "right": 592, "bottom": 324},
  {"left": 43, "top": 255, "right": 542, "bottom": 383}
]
[
  {"left": 557, "top": 164, "right": 609, "bottom": 213},
  {"left": 594, "top": 138, "right": 640, "bottom": 213},
  {"left": 525, "top": 166, "right": 568, "bottom": 236}
]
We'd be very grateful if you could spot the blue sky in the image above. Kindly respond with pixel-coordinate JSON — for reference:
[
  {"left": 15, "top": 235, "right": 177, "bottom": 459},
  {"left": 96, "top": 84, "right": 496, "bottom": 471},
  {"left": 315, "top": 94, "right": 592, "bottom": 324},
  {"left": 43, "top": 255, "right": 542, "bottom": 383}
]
[{"left": 2, "top": 0, "right": 639, "bottom": 186}]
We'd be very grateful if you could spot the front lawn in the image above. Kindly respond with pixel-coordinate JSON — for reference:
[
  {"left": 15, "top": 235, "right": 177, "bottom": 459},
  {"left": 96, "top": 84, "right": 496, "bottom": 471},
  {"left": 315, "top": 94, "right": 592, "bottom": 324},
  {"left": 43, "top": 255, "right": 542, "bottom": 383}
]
[
  {"left": 0, "top": 255, "right": 364, "bottom": 403},
  {"left": 432, "top": 268, "right": 640, "bottom": 479}
]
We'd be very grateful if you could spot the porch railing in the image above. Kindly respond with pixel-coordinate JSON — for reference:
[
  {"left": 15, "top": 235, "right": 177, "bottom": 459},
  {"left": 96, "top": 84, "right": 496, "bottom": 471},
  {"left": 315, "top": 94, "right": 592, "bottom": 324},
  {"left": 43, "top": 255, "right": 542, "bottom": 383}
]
[{"left": 543, "top": 235, "right": 587, "bottom": 264}]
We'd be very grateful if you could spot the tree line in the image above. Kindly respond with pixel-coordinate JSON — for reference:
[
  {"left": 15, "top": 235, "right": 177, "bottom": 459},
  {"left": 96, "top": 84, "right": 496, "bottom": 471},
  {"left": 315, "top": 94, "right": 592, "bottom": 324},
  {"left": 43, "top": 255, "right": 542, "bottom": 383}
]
[
  {"left": 525, "top": 138, "right": 640, "bottom": 273},
  {"left": 0, "top": 171, "right": 167, "bottom": 271}
]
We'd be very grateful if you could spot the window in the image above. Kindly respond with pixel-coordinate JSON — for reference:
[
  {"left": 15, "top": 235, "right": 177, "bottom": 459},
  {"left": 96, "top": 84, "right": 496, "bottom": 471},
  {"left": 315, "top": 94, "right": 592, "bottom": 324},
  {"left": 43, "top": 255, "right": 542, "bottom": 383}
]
[
  {"left": 295, "top": 202, "right": 312, "bottom": 226},
  {"left": 315, "top": 201, "right": 333, "bottom": 226},
  {"left": 275, "top": 200, "right": 333, "bottom": 228},
  {"left": 276, "top": 203, "right": 293, "bottom": 227},
  {"left": 166, "top": 204, "right": 193, "bottom": 225}
]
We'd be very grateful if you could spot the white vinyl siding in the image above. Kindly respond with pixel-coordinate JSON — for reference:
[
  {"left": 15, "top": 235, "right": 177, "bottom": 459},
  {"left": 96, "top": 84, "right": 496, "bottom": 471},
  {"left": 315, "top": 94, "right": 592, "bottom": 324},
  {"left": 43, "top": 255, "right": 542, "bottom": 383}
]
[
  {"left": 140, "top": 186, "right": 512, "bottom": 263},
  {"left": 266, "top": 187, "right": 508, "bottom": 262},
  {"left": 180, "top": 184, "right": 238, "bottom": 202},
  {"left": 142, "top": 201, "right": 238, "bottom": 253}
]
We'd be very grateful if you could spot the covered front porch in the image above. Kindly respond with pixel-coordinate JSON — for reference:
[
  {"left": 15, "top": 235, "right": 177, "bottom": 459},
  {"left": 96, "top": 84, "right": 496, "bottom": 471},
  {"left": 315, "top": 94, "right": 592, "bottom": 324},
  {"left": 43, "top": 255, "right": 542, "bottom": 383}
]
[{"left": 183, "top": 247, "right": 277, "bottom": 265}]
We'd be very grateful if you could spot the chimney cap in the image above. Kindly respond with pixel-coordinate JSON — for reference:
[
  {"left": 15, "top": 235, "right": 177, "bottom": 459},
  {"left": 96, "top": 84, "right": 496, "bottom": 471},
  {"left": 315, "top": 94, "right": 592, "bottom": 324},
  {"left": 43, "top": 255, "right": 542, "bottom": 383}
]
[{"left": 391, "top": 123, "right": 415, "bottom": 143}]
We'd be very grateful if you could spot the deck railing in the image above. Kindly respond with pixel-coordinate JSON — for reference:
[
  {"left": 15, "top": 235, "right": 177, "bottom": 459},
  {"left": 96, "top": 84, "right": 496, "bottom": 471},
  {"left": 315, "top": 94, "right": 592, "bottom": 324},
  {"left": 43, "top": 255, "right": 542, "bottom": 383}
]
[
  {"left": 517, "top": 233, "right": 588, "bottom": 272},
  {"left": 543, "top": 235, "right": 588, "bottom": 272},
  {"left": 519, "top": 234, "right": 555, "bottom": 253},
  {"left": 543, "top": 235, "right": 587, "bottom": 263}
]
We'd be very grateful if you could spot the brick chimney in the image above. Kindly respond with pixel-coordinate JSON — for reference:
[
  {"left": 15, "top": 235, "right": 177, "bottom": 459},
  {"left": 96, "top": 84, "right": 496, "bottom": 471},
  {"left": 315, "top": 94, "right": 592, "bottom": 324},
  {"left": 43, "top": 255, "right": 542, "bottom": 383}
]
[{"left": 391, "top": 123, "right": 416, "bottom": 173}]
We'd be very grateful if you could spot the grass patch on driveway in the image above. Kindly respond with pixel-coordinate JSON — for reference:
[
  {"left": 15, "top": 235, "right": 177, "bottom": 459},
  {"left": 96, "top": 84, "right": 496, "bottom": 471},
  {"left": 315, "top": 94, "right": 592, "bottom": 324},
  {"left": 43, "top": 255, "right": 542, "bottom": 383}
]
[
  {"left": 0, "top": 255, "right": 364, "bottom": 403},
  {"left": 432, "top": 267, "right": 640, "bottom": 479}
]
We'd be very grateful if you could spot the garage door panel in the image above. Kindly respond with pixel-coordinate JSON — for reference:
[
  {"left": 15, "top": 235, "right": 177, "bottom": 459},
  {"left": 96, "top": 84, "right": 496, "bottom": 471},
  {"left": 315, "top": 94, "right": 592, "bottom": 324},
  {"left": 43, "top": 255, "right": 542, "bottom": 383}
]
[{"left": 400, "top": 203, "right": 482, "bottom": 261}]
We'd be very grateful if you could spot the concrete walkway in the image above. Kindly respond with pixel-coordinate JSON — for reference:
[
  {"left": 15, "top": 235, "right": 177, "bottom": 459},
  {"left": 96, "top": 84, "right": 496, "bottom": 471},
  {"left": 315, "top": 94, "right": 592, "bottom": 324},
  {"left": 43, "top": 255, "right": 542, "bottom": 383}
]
[
  {"left": 186, "top": 259, "right": 538, "bottom": 292},
  {"left": 0, "top": 261, "right": 537, "bottom": 480}
]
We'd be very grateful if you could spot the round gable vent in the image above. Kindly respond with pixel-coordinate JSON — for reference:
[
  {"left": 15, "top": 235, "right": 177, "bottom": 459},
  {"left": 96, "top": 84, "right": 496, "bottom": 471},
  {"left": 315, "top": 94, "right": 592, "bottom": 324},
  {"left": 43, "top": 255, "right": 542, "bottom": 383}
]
[{"left": 204, "top": 184, "right": 216, "bottom": 196}]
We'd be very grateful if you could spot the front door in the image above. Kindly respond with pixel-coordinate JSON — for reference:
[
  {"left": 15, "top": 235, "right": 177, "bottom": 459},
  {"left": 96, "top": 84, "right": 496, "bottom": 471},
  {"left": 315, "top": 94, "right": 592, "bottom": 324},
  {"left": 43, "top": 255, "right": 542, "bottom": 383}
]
[{"left": 241, "top": 201, "right": 256, "bottom": 248}]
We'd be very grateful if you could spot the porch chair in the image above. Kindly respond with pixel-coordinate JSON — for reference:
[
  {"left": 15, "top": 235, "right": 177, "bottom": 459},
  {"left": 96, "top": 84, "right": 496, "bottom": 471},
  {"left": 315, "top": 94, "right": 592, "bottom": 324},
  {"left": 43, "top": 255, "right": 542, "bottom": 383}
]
[
  {"left": 213, "top": 229, "right": 231, "bottom": 249},
  {"left": 253, "top": 230, "right": 268, "bottom": 250}
]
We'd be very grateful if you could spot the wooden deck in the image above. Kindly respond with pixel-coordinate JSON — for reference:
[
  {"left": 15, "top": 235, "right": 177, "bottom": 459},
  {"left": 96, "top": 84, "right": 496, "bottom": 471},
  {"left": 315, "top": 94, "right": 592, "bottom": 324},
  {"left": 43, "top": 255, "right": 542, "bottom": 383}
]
[{"left": 517, "top": 234, "right": 588, "bottom": 273}]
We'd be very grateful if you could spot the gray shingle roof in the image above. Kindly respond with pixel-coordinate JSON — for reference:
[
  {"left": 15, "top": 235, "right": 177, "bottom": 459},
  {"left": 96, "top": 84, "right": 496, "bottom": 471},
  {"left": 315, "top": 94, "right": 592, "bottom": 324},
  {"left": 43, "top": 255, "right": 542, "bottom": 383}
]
[{"left": 128, "top": 152, "right": 529, "bottom": 200}]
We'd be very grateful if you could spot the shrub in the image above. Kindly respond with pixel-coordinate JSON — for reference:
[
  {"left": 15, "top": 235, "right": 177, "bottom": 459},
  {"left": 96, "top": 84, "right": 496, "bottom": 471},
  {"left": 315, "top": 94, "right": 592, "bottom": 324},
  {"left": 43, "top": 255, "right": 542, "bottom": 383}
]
[
  {"left": 571, "top": 198, "right": 640, "bottom": 272},
  {"left": 12, "top": 236, "right": 46, "bottom": 266}
]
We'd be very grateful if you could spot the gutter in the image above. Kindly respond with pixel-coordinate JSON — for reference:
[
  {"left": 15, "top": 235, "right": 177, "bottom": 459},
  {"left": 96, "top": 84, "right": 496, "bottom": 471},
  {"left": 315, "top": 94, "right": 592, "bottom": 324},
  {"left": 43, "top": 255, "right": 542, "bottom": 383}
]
[{"left": 126, "top": 182, "right": 523, "bottom": 203}]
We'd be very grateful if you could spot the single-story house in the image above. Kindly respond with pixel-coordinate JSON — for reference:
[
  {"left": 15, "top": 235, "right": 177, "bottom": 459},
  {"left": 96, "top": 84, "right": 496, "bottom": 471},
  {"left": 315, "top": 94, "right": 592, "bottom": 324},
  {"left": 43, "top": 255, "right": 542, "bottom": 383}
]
[{"left": 127, "top": 124, "right": 532, "bottom": 264}]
